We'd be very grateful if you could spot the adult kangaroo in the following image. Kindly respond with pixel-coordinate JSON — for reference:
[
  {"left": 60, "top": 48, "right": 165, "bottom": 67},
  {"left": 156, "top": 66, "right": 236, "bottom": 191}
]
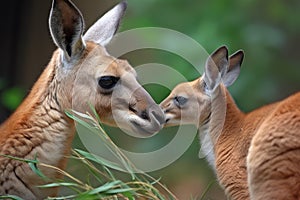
[
  {"left": 0, "top": 0, "right": 164, "bottom": 199},
  {"left": 160, "top": 46, "right": 300, "bottom": 200}
]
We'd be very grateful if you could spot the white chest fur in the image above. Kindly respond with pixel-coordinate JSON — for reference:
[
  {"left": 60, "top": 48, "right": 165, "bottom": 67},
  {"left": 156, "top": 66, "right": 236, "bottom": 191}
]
[{"left": 198, "top": 123, "right": 216, "bottom": 171}]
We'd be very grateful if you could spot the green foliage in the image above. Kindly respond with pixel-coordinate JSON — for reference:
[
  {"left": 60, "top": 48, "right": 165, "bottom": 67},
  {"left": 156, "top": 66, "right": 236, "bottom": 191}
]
[
  {"left": 1, "top": 86, "right": 25, "bottom": 111},
  {"left": 122, "top": 0, "right": 300, "bottom": 112},
  {"left": 0, "top": 195, "right": 24, "bottom": 200},
  {"left": 0, "top": 110, "right": 182, "bottom": 200}
]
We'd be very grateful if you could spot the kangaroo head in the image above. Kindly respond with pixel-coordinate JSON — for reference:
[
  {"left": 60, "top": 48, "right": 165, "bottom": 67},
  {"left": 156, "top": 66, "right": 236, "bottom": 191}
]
[
  {"left": 49, "top": 0, "right": 164, "bottom": 136},
  {"left": 160, "top": 46, "right": 244, "bottom": 127}
]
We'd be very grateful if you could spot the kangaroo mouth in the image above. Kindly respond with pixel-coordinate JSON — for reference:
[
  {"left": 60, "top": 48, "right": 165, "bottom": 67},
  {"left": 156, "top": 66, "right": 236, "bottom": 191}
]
[
  {"left": 128, "top": 111, "right": 164, "bottom": 137},
  {"left": 161, "top": 112, "right": 176, "bottom": 126},
  {"left": 130, "top": 121, "right": 156, "bottom": 135}
]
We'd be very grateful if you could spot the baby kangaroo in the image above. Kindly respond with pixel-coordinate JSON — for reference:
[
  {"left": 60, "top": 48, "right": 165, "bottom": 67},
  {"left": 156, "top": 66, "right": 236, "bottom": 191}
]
[{"left": 160, "top": 46, "right": 300, "bottom": 200}]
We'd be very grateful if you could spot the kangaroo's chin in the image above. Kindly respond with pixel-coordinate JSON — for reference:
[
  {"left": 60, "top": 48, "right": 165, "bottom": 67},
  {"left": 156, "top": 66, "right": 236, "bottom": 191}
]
[{"left": 128, "top": 113, "right": 163, "bottom": 138}]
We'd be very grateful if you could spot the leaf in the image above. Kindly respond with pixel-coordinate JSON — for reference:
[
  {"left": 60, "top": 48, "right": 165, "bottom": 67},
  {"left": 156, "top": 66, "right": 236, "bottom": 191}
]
[
  {"left": 87, "top": 180, "right": 122, "bottom": 195},
  {"left": 199, "top": 180, "right": 216, "bottom": 200},
  {"left": 105, "top": 187, "right": 134, "bottom": 194},
  {"left": 0, "top": 195, "right": 24, "bottom": 200},
  {"left": 65, "top": 110, "right": 94, "bottom": 130},
  {"left": 69, "top": 110, "right": 94, "bottom": 121},
  {"left": 0, "top": 154, "right": 38, "bottom": 164},
  {"left": 150, "top": 177, "right": 162, "bottom": 185},
  {"left": 122, "top": 191, "right": 135, "bottom": 200},
  {"left": 74, "top": 149, "right": 124, "bottom": 172},
  {"left": 75, "top": 193, "right": 102, "bottom": 200},
  {"left": 88, "top": 103, "right": 102, "bottom": 124},
  {"left": 29, "top": 163, "right": 48, "bottom": 180},
  {"left": 38, "top": 182, "right": 79, "bottom": 188},
  {"left": 46, "top": 194, "right": 78, "bottom": 200}
]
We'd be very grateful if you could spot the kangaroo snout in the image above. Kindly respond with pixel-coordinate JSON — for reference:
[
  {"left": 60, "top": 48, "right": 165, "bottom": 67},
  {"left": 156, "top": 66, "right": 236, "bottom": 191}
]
[
  {"left": 149, "top": 104, "right": 165, "bottom": 125},
  {"left": 128, "top": 87, "right": 165, "bottom": 136}
]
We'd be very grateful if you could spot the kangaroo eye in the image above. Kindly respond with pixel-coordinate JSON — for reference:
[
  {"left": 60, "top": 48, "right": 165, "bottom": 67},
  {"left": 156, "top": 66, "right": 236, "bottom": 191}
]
[
  {"left": 174, "top": 96, "right": 188, "bottom": 107},
  {"left": 98, "top": 76, "right": 119, "bottom": 89}
]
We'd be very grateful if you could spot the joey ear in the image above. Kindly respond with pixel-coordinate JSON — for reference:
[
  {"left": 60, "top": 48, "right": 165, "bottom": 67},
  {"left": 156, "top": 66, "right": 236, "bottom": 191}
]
[
  {"left": 223, "top": 50, "right": 244, "bottom": 87},
  {"left": 83, "top": 1, "right": 127, "bottom": 46},
  {"left": 203, "top": 46, "right": 229, "bottom": 92},
  {"left": 49, "top": 0, "right": 85, "bottom": 62}
]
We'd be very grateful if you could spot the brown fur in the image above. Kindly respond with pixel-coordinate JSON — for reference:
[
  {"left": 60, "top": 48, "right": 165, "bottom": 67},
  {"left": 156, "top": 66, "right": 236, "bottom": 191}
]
[
  {"left": 0, "top": 49, "right": 74, "bottom": 199},
  {"left": 247, "top": 92, "right": 300, "bottom": 200},
  {"left": 0, "top": 38, "right": 164, "bottom": 200},
  {"left": 160, "top": 46, "right": 300, "bottom": 200},
  {"left": 0, "top": 1, "right": 164, "bottom": 199}
]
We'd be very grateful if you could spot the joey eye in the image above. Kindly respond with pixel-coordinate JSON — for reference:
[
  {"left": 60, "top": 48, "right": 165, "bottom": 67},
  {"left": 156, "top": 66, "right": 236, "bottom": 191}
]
[
  {"left": 98, "top": 76, "right": 120, "bottom": 89},
  {"left": 174, "top": 96, "right": 188, "bottom": 107}
]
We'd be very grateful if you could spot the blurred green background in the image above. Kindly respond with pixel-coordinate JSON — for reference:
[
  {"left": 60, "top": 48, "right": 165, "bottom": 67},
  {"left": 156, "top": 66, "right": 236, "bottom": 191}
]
[{"left": 0, "top": 0, "right": 299, "bottom": 199}]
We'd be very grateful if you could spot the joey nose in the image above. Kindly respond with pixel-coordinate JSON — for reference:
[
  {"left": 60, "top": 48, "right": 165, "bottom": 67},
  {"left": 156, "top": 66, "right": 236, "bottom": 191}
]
[{"left": 159, "top": 100, "right": 171, "bottom": 114}]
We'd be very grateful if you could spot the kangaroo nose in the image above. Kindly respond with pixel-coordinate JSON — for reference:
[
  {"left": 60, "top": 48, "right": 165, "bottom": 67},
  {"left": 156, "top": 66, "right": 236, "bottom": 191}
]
[
  {"left": 130, "top": 104, "right": 165, "bottom": 124},
  {"left": 149, "top": 104, "right": 165, "bottom": 125},
  {"left": 130, "top": 87, "right": 165, "bottom": 123}
]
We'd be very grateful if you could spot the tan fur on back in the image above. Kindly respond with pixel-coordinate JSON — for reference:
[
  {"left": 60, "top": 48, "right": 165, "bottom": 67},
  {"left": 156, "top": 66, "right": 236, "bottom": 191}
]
[
  {"left": 247, "top": 92, "right": 300, "bottom": 200},
  {"left": 214, "top": 88, "right": 280, "bottom": 199}
]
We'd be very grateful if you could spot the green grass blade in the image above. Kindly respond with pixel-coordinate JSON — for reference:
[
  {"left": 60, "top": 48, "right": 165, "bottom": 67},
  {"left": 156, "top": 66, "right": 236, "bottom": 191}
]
[
  {"left": 0, "top": 154, "right": 38, "bottom": 164},
  {"left": 38, "top": 182, "right": 79, "bottom": 188},
  {"left": 87, "top": 180, "right": 122, "bottom": 195},
  {"left": 199, "top": 180, "right": 216, "bottom": 200},
  {"left": 105, "top": 187, "right": 134, "bottom": 194},
  {"left": 28, "top": 162, "right": 48, "bottom": 180},
  {"left": 46, "top": 194, "right": 78, "bottom": 200},
  {"left": 74, "top": 149, "right": 124, "bottom": 172},
  {"left": 0, "top": 195, "right": 23, "bottom": 200}
]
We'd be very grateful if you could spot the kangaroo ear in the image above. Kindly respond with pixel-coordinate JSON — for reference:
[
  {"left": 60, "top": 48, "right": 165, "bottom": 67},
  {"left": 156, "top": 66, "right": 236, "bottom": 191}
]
[
  {"left": 223, "top": 50, "right": 244, "bottom": 87},
  {"left": 83, "top": 1, "right": 127, "bottom": 46},
  {"left": 49, "top": 0, "right": 85, "bottom": 62},
  {"left": 203, "top": 46, "right": 229, "bottom": 92}
]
